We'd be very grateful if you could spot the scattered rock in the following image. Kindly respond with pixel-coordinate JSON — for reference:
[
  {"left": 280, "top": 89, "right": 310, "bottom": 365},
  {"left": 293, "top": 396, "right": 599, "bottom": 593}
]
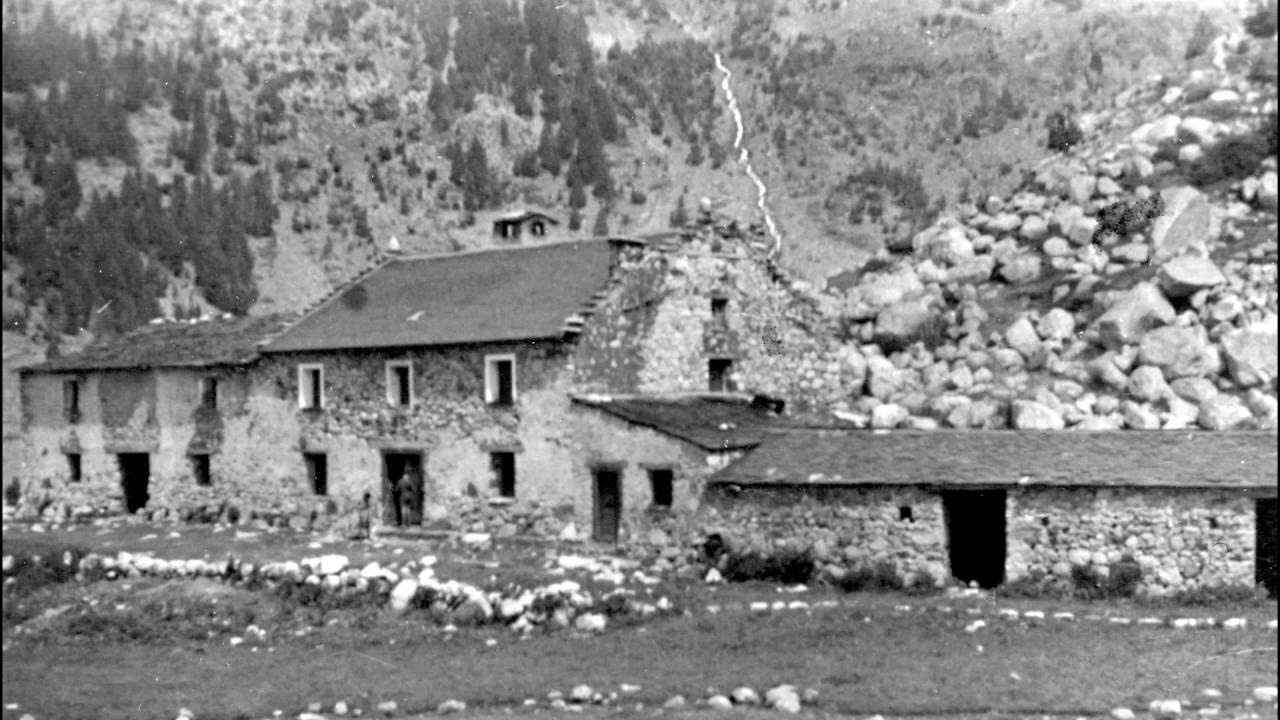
[
  {"left": 1158, "top": 256, "right": 1226, "bottom": 298},
  {"left": 707, "top": 695, "right": 733, "bottom": 711},
  {"left": 1094, "top": 282, "right": 1176, "bottom": 350},
  {"left": 731, "top": 687, "right": 761, "bottom": 706},
  {"left": 1137, "top": 326, "right": 1219, "bottom": 378},
  {"left": 437, "top": 699, "right": 467, "bottom": 714},
  {"left": 1220, "top": 317, "right": 1278, "bottom": 388},
  {"left": 1012, "top": 400, "right": 1064, "bottom": 430},
  {"left": 1110, "top": 708, "right": 1136, "bottom": 720},
  {"left": 1149, "top": 186, "right": 1216, "bottom": 263},
  {"left": 1198, "top": 395, "right": 1254, "bottom": 430}
]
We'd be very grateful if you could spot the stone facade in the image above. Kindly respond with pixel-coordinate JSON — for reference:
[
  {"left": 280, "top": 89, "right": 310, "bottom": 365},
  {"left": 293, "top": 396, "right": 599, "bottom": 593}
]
[{"left": 697, "top": 482, "right": 1270, "bottom": 595}]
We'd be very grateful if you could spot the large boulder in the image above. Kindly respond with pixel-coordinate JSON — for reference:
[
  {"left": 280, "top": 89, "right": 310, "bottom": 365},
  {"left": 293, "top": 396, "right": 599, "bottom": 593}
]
[
  {"left": 917, "top": 225, "right": 974, "bottom": 266},
  {"left": 856, "top": 268, "right": 926, "bottom": 309},
  {"left": 875, "top": 297, "right": 934, "bottom": 347},
  {"left": 870, "top": 403, "right": 909, "bottom": 429},
  {"left": 1127, "top": 365, "right": 1172, "bottom": 402},
  {"left": 1137, "top": 325, "right": 1220, "bottom": 378},
  {"left": 1158, "top": 256, "right": 1226, "bottom": 298},
  {"left": 1037, "top": 308, "right": 1076, "bottom": 341},
  {"left": 1011, "top": 400, "right": 1065, "bottom": 430},
  {"left": 1198, "top": 395, "right": 1254, "bottom": 430},
  {"left": 1005, "top": 316, "right": 1043, "bottom": 360},
  {"left": 1220, "top": 316, "right": 1279, "bottom": 388},
  {"left": 998, "top": 253, "right": 1043, "bottom": 284},
  {"left": 1148, "top": 186, "right": 1219, "bottom": 263},
  {"left": 1093, "top": 282, "right": 1177, "bottom": 350}
]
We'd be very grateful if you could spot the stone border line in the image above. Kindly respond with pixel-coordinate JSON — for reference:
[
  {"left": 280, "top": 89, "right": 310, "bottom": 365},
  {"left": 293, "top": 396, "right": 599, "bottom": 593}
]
[{"left": 702, "top": 598, "right": 1280, "bottom": 632}]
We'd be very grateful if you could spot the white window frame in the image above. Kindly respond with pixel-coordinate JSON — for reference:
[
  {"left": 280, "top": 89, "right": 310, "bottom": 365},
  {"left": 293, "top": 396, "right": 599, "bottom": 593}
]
[
  {"left": 385, "top": 360, "right": 415, "bottom": 407},
  {"left": 484, "top": 353, "right": 517, "bottom": 405},
  {"left": 297, "top": 363, "right": 325, "bottom": 410}
]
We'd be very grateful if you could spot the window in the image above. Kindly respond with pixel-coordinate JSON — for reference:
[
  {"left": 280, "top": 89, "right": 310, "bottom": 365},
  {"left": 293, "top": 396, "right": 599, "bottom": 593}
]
[
  {"left": 385, "top": 361, "right": 414, "bottom": 407},
  {"left": 485, "top": 354, "right": 516, "bottom": 405},
  {"left": 649, "top": 468, "right": 674, "bottom": 508},
  {"left": 708, "top": 358, "right": 735, "bottom": 392},
  {"left": 710, "top": 297, "right": 728, "bottom": 320},
  {"left": 490, "top": 452, "right": 516, "bottom": 498},
  {"left": 63, "top": 379, "right": 81, "bottom": 424},
  {"left": 191, "top": 454, "right": 212, "bottom": 487},
  {"left": 531, "top": 220, "right": 545, "bottom": 236},
  {"left": 899, "top": 505, "right": 914, "bottom": 522},
  {"left": 67, "top": 453, "right": 82, "bottom": 483},
  {"left": 298, "top": 364, "right": 324, "bottom": 409},
  {"left": 304, "top": 453, "right": 328, "bottom": 496},
  {"left": 199, "top": 376, "right": 218, "bottom": 409}
]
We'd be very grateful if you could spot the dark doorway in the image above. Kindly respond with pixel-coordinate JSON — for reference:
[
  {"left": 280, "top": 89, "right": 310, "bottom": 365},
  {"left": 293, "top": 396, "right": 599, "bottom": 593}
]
[
  {"left": 943, "top": 489, "right": 1007, "bottom": 589},
  {"left": 1258, "top": 498, "right": 1277, "bottom": 598},
  {"left": 593, "top": 468, "right": 622, "bottom": 543},
  {"left": 118, "top": 453, "right": 150, "bottom": 514},
  {"left": 383, "top": 453, "right": 423, "bottom": 527},
  {"left": 304, "top": 453, "right": 328, "bottom": 496}
]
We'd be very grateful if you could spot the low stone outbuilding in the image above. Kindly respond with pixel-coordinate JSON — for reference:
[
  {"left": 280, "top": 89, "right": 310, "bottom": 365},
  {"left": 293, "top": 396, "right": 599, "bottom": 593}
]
[{"left": 704, "top": 430, "right": 1278, "bottom": 597}]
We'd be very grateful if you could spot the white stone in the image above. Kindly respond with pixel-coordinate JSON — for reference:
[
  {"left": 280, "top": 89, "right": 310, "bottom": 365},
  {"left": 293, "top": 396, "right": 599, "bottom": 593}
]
[
  {"left": 1005, "top": 316, "right": 1042, "bottom": 360},
  {"left": 461, "top": 532, "right": 491, "bottom": 545},
  {"left": 316, "top": 554, "right": 349, "bottom": 576},
  {"left": 570, "top": 685, "right": 595, "bottom": 703},
  {"left": 1178, "top": 116, "right": 1219, "bottom": 145},
  {"left": 1198, "top": 395, "right": 1254, "bottom": 431},
  {"left": 1159, "top": 257, "right": 1226, "bottom": 298},
  {"left": 1042, "top": 237, "right": 1073, "bottom": 257},
  {"left": 871, "top": 403, "right": 909, "bottom": 429},
  {"left": 437, "top": 699, "right": 467, "bottom": 714},
  {"left": 1253, "top": 687, "right": 1278, "bottom": 703},
  {"left": 731, "top": 687, "right": 761, "bottom": 705},
  {"left": 573, "top": 613, "right": 606, "bottom": 633},
  {"left": 704, "top": 567, "right": 723, "bottom": 584},
  {"left": 1111, "top": 708, "right": 1136, "bottom": 720},
  {"left": 1149, "top": 699, "right": 1182, "bottom": 718},
  {"left": 1220, "top": 317, "right": 1278, "bottom": 388},
  {"left": 559, "top": 522, "right": 580, "bottom": 542},
  {"left": 1094, "top": 282, "right": 1176, "bottom": 350},
  {"left": 388, "top": 579, "right": 419, "bottom": 615},
  {"left": 707, "top": 695, "right": 733, "bottom": 711},
  {"left": 1258, "top": 171, "right": 1278, "bottom": 210},
  {"left": 1037, "top": 308, "right": 1076, "bottom": 341},
  {"left": 1012, "top": 400, "right": 1064, "bottom": 430}
]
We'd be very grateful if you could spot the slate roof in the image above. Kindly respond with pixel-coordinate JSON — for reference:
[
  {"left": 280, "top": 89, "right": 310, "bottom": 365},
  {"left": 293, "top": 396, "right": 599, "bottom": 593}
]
[
  {"left": 262, "top": 240, "right": 618, "bottom": 353},
  {"left": 710, "top": 429, "right": 1278, "bottom": 489},
  {"left": 494, "top": 208, "right": 560, "bottom": 224},
  {"left": 20, "top": 315, "right": 294, "bottom": 373},
  {"left": 571, "top": 393, "right": 799, "bottom": 452}
]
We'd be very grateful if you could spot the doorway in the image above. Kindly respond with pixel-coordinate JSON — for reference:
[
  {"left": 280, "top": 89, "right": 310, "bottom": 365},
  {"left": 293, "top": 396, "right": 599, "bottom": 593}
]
[
  {"left": 383, "top": 453, "right": 423, "bottom": 527},
  {"left": 943, "top": 489, "right": 1007, "bottom": 589},
  {"left": 593, "top": 468, "right": 622, "bottom": 543},
  {"left": 1258, "top": 498, "right": 1277, "bottom": 598},
  {"left": 117, "top": 453, "right": 150, "bottom": 514}
]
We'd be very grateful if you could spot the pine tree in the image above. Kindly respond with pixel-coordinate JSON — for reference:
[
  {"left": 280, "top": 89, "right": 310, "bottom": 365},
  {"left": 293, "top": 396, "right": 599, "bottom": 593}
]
[
  {"left": 591, "top": 205, "right": 609, "bottom": 236},
  {"left": 669, "top": 194, "right": 689, "bottom": 228},
  {"left": 537, "top": 122, "right": 560, "bottom": 177},
  {"left": 185, "top": 91, "right": 209, "bottom": 174},
  {"left": 214, "top": 90, "right": 237, "bottom": 148}
]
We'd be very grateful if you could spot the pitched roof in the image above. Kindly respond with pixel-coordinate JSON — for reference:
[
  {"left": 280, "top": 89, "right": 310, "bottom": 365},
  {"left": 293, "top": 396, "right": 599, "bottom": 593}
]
[
  {"left": 710, "top": 429, "right": 1278, "bottom": 489},
  {"left": 494, "top": 208, "right": 559, "bottom": 224},
  {"left": 21, "top": 315, "right": 294, "bottom": 373},
  {"left": 262, "top": 240, "right": 617, "bottom": 353},
  {"left": 571, "top": 393, "right": 799, "bottom": 452}
]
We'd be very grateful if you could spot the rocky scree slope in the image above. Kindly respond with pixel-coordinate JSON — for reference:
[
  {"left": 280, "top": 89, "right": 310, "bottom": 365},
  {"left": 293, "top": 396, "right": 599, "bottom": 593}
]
[{"left": 798, "top": 34, "right": 1278, "bottom": 432}]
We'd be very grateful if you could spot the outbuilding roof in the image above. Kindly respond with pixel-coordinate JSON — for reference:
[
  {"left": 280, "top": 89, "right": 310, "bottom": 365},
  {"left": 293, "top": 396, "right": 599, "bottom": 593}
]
[
  {"left": 262, "top": 240, "right": 618, "bottom": 353},
  {"left": 709, "top": 429, "right": 1278, "bottom": 489},
  {"left": 20, "top": 315, "right": 294, "bottom": 373},
  {"left": 571, "top": 393, "right": 798, "bottom": 452}
]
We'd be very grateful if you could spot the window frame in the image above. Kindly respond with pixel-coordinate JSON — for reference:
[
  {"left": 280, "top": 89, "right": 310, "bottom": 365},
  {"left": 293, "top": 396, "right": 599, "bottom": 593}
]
[
  {"left": 191, "top": 454, "right": 212, "bottom": 487},
  {"left": 484, "top": 353, "right": 517, "bottom": 406},
  {"left": 648, "top": 468, "right": 674, "bottom": 508},
  {"left": 384, "top": 360, "right": 415, "bottom": 408},
  {"left": 63, "top": 378, "right": 81, "bottom": 424},
  {"left": 297, "top": 363, "right": 325, "bottom": 410}
]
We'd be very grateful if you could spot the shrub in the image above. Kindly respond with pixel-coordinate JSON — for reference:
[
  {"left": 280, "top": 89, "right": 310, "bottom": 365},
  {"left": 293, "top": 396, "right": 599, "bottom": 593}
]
[
  {"left": 2, "top": 540, "right": 89, "bottom": 596},
  {"left": 833, "top": 560, "right": 904, "bottom": 593},
  {"left": 1045, "top": 112, "right": 1084, "bottom": 152},
  {"left": 723, "top": 548, "right": 815, "bottom": 584},
  {"left": 1071, "top": 557, "right": 1142, "bottom": 601},
  {"left": 1190, "top": 132, "right": 1271, "bottom": 186},
  {"left": 1161, "top": 584, "right": 1266, "bottom": 606},
  {"left": 1244, "top": 0, "right": 1277, "bottom": 38}
]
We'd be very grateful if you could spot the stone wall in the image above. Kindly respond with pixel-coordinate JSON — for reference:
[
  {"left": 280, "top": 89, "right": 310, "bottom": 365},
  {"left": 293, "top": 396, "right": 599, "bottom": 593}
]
[
  {"left": 697, "top": 484, "right": 1266, "bottom": 594},
  {"left": 699, "top": 485, "right": 951, "bottom": 587},
  {"left": 1008, "top": 486, "right": 1261, "bottom": 596},
  {"left": 576, "top": 236, "right": 864, "bottom": 413},
  {"left": 569, "top": 403, "right": 732, "bottom": 548}
]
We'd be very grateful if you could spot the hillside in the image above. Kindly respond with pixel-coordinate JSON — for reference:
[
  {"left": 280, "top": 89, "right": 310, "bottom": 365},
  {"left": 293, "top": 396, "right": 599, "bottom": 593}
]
[{"left": 1, "top": 0, "right": 1276, "bottom": 427}]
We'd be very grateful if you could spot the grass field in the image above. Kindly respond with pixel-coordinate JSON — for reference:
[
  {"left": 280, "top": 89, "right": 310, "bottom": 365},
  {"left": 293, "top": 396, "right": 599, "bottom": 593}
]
[{"left": 3, "top": 521, "right": 1277, "bottom": 720}]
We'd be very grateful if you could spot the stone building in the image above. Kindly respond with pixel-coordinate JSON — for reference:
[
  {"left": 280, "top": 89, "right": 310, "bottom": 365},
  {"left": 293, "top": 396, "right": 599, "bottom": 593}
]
[
  {"left": 16, "top": 315, "right": 293, "bottom": 520},
  {"left": 704, "top": 429, "right": 1278, "bottom": 596},
  {"left": 490, "top": 209, "right": 561, "bottom": 244},
  {"left": 14, "top": 228, "right": 846, "bottom": 542}
]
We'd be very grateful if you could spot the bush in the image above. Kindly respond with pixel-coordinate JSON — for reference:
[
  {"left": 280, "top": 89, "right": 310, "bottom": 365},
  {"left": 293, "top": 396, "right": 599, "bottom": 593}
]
[
  {"left": 2, "top": 540, "right": 89, "bottom": 597},
  {"left": 1071, "top": 557, "right": 1142, "bottom": 601},
  {"left": 723, "top": 548, "right": 815, "bottom": 585},
  {"left": 1046, "top": 111, "right": 1084, "bottom": 152},
  {"left": 833, "top": 560, "right": 904, "bottom": 593},
  {"left": 1190, "top": 132, "right": 1271, "bottom": 186},
  {"left": 1244, "top": 0, "right": 1277, "bottom": 38}
]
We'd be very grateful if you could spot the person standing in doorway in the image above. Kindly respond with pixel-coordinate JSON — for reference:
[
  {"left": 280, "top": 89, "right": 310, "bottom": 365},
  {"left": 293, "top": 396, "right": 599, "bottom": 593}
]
[{"left": 396, "top": 465, "right": 421, "bottom": 527}]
